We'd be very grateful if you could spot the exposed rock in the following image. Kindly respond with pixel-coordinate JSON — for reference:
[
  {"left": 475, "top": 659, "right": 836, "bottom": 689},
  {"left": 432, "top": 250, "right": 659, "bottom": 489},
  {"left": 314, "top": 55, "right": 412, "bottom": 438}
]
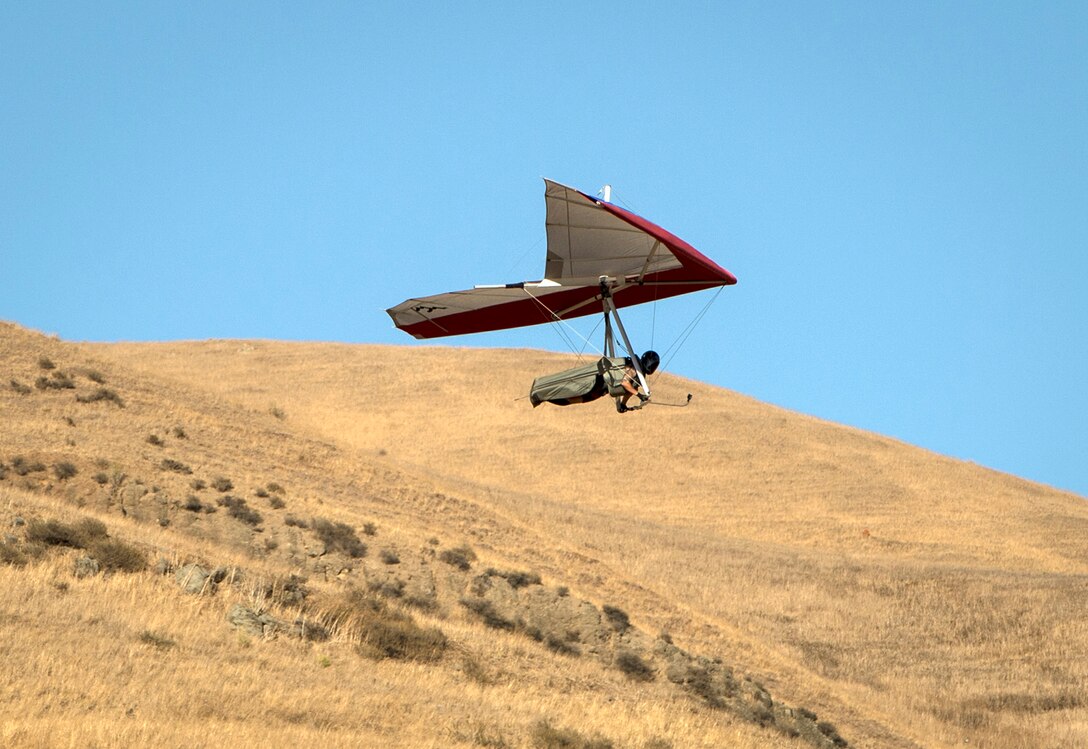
[
  {"left": 74, "top": 555, "right": 100, "bottom": 578},
  {"left": 175, "top": 563, "right": 214, "bottom": 595},
  {"left": 226, "top": 603, "right": 326, "bottom": 641}
]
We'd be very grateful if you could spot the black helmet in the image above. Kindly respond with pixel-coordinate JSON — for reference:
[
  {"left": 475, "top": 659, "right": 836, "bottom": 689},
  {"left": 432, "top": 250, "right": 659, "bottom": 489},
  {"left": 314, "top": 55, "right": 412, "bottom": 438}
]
[{"left": 640, "top": 350, "right": 660, "bottom": 375}]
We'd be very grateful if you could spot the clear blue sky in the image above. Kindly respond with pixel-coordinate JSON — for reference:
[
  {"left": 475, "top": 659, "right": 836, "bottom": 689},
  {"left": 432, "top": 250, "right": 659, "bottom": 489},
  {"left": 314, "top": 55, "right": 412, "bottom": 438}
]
[{"left": 3, "top": 3, "right": 1086, "bottom": 497}]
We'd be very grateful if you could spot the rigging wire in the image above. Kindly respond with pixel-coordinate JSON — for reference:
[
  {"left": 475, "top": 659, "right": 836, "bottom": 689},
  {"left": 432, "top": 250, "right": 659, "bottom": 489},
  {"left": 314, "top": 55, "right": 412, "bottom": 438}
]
[
  {"left": 655, "top": 286, "right": 724, "bottom": 379},
  {"left": 520, "top": 287, "right": 603, "bottom": 361}
]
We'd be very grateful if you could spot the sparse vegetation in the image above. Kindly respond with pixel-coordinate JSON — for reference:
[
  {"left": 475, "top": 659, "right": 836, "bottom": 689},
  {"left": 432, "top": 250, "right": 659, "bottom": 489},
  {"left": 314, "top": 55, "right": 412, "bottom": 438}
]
[
  {"left": 284, "top": 515, "right": 308, "bottom": 528},
  {"left": 211, "top": 476, "right": 233, "bottom": 492},
  {"left": 171, "top": 425, "right": 186, "bottom": 439},
  {"left": 190, "top": 478, "right": 206, "bottom": 491},
  {"left": 147, "top": 434, "right": 165, "bottom": 447},
  {"left": 311, "top": 518, "right": 366, "bottom": 557},
  {"left": 38, "top": 356, "right": 56, "bottom": 370},
  {"left": 10, "top": 379, "right": 31, "bottom": 395},
  {"left": 439, "top": 544, "right": 476, "bottom": 571},
  {"left": 362, "top": 521, "right": 377, "bottom": 536},
  {"left": 268, "top": 496, "right": 285, "bottom": 509}
]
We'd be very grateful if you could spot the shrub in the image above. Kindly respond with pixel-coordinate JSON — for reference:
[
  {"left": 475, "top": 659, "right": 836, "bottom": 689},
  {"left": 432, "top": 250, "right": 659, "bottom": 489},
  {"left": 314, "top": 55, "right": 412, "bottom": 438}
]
[
  {"left": 817, "top": 721, "right": 848, "bottom": 747},
  {"left": 268, "top": 496, "right": 285, "bottom": 509},
  {"left": 76, "top": 388, "right": 124, "bottom": 407},
  {"left": 485, "top": 568, "right": 541, "bottom": 589},
  {"left": 269, "top": 404, "right": 286, "bottom": 420},
  {"left": 266, "top": 482, "right": 284, "bottom": 494},
  {"left": 171, "top": 425, "right": 186, "bottom": 439},
  {"left": 190, "top": 478, "right": 207, "bottom": 491},
  {"left": 85, "top": 369, "right": 106, "bottom": 384},
  {"left": 11, "top": 456, "right": 45, "bottom": 476},
  {"left": 602, "top": 605, "right": 630, "bottom": 632},
  {"left": 183, "top": 496, "right": 204, "bottom": 512},
  {"left": 439, "top": 544, "right": 476, "bottom": 571},
  {"left": 545, "top": 634, "right": 580, "bottom": 656},
  {"left": 211, "top": 476, "right": 233, "bottom": 492},
  {"left": 10, "top": 379, "right": 31, "bottom": 395},
  {"left": 1, "top": 543, "right": 27, "bottom": 567},
  {"left": 161, "top": 459, "right": 192, "bottom": 474},
  {"left": 362, "top": 521, "right": 377, "bottom": 536},
  {"left": 379, "top": 549, "right": 400, "bottom": 565},
  {"left": 93, "top": 538, "right": 146, "bottom": 572},
  {"left": 615, "top": 651, "right": 655, "bottom": 682},
  {"left": 531, "top": 720, "right": 614, "bottom": 749},
  {"left": 460, "top": 597, "right": 515, "bottom": 631},
  {"left": 217, "top": 496, "right": 262, "bottom": 526},
  {"left": 327, "top": 589, "right": 447, "bottom": 662},
  {"left": 284, "top": 515, "right": 308, "bottom": 528},
  {"left": 53, "top": 462, "right": 78, "bottom": 481},
  {"left": 26, "top": 517, "right": 107, "bottom": 548},
  {"left": 357, "top": 611, "right": 447, "bottom": 662},
  {"left": 311, "top": 518, "right": 366, "bottom": 558},
  {"left": 38, "top": 356, "right": 56, "bottom": 370},
  {"left": 147, "top": 434, "right": 165, "bottom": 447},
  {"left": 138, "top": 630, "right": 175, "bottom": 650},
  {"left": 36, "top": 372, "right": 75, "bottom": 390}
]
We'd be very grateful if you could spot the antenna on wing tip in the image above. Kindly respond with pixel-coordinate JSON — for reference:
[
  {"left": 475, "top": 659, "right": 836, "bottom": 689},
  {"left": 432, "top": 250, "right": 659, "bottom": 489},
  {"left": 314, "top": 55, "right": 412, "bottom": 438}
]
[{"left": 598, "top": 184, "right": 612, "bottom": 203}]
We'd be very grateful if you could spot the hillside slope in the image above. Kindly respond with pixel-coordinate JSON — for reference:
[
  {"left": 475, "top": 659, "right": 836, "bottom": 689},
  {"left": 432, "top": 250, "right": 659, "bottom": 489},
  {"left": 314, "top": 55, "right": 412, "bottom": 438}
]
[{"left": 3, "top": 321, "right": 1086, "bottom": 747}]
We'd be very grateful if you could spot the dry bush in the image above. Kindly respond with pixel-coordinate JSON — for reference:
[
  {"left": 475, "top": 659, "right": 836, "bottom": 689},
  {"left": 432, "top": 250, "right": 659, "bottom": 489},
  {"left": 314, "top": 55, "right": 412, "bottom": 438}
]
[
  {"left": 439, "top": 544, "right": 476, "bottom": 571},
  {"left": 614, "top": 651, "right": 654, "bottom": 682},
  {"left": 531, "top": 720, "right": 614, "bottom": 749},
  {"left": 485, "top": 568, "right": 541, "bottom": 589},
  {"left": 26, "top": 517, "right": 107, "bottom": 548},
  {"left": 310, "top": 518, "right": 366, "bottom": 558},
  {"left": 147, "top": 434, "right": 165, "bottom": 447},
  {"left": 10, "top": 379, "right": 32, "bottom": 395},
  {"left": 323, "top": 589, "right": 447, "bottom": 662},
  {"left": 75, "top": 387, "right": 124, "bottom": 406},
  {"left": 379, "top": 549, "right": 400, "bottom": 565},
  {"left": 284, "top": 515, "right": 308, "bottom": 528},
  {"left": 460, "top": 597, "right": 515, "bottom": 631},
  {"left": 160, "top": 458, "right": 192, "bottom": 474},
  {"left": 53, "top": 462, "right": 78, "bottom": 481},
  {"left": 211, "top": 476, "right": 233, "bottom": 492},
  {"left": 93, "top": 539, "right": 146, "bottom": 572},
  {"left": 217, "top": 496, "right": 262, "bottom": 526},
  {"left": 601, "top": 605, "right": 630, "bottom": 632}
]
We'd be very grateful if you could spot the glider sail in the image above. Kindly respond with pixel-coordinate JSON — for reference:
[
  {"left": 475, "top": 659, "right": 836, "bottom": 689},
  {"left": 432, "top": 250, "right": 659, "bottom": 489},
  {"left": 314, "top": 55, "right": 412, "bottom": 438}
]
[{"left": 386, "top": 179, "right": 737, "bottom": 340}]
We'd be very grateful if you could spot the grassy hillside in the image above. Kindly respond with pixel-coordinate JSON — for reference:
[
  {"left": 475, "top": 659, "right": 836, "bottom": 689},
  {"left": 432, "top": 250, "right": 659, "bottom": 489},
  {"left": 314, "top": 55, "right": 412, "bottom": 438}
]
[{"left": 2, "top": 321, "right": 1085, "bottom": 748}]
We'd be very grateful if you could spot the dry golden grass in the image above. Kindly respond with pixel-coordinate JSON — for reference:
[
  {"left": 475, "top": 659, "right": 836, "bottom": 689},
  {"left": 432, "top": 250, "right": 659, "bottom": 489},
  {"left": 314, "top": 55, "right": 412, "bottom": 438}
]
[{"left": 3, "top": 320, "right": 1087, "bottom": 748}]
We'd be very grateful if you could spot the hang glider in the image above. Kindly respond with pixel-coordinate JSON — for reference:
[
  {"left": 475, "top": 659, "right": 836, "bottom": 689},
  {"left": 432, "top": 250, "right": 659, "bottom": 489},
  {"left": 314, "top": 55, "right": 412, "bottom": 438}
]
[{"left": 386, "top": 179, "right": 737, "bottom": 340}]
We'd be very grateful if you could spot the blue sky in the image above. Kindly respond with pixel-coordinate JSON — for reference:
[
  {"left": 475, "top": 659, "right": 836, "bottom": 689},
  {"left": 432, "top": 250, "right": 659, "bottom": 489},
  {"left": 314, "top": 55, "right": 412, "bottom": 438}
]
[{"left": 3, "top": 3, "right": 1086, "bottom": 497}]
